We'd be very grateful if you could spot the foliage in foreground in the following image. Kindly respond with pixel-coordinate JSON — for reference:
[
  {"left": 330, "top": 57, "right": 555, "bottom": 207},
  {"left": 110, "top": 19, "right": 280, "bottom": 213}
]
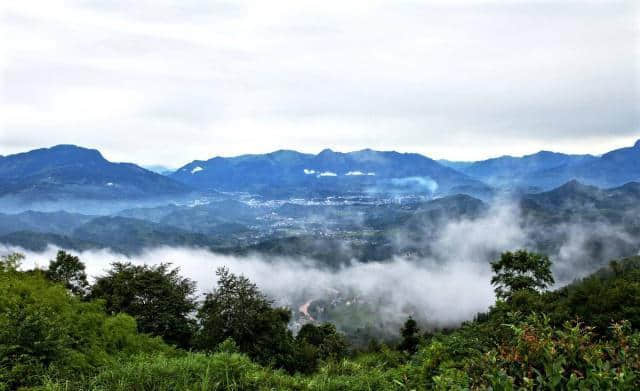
[
  {"left": 38, "top": 316, "right": 640, "bottom": 390},
  {"left": 1, "top": 252, "right": 640, "bottom": 390},
  {"left": 89, "top": 261, "right": 197, "bottom": 348},
  {"left": 0, "top": 255, "right": 170, "bottom": 389}
]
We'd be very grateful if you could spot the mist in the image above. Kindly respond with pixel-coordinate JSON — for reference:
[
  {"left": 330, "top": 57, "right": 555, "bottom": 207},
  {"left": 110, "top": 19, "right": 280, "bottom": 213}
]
[
  {"left": 5, "top": 245, "right": 494, "bottom": 328},
  {"left": 0, "top": 193, "right": 203, "bottom": 215},
  {"left": 2, "top": 198, "right": 638, "bottom": 334}
]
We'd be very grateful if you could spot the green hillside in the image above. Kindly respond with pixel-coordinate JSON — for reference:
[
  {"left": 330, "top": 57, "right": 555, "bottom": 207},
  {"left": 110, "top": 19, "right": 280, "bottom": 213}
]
[{"left": 2, "top": 251, "right": 639, "bottom": 390}]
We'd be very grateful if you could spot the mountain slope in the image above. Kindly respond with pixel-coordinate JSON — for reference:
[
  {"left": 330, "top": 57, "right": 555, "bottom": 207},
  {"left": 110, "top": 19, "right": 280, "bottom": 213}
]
[
  {"left": 460, "top": 151, "right": 596, "bottom": 189},
  {"left": 523, "top": 180, "right": 640, "bottom": 211},
  {"left": 170, "top": 149, "right": 491, "bottom": 198},
  {"left": 0, "top": 145, "right": 191, "bottom": 201},
  {"left": 536, "top": 140, "right": 640, "bottom": 188},
  {"left": 0, "top": 210, "right": 96, "bottom": 236},
  {"left": 71, "top": 216, "right": 216, "bottom": 253},
  {"left": 459, "top": 139, "right": 640, "bottom": 190}
]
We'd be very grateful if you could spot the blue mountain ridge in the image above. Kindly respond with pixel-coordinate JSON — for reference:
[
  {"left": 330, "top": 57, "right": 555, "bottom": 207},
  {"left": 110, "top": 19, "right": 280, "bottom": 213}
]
[
  {"left": 0, "top": 145, "right": 191, "bottom": 201},
  {"left": 1, "top": 139, "right": 638, "bottom": 202}
]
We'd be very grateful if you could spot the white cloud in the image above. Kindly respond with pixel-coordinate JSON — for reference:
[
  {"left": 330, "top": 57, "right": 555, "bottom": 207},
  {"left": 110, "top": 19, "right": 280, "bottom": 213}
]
[
  {"left": 191, "top": 166, "right": 203, "bottom": 174},
  {"left": 318, "top": 171, "right": 337, "bottom": 177},
  {"left": 2, "top": 245, "right": 495, "bottom": 327},
  {"left": 0, "top": 200, "right": 635, "bottom": 327},
  {"left": 303, "top": 169, "right": 315, "bottom": 175},
  {"left": 1, "top": 0, "right": 638, "bottom": 166},
  {"left": 345, "top": 171, "right": 375, "bottom": 176}
]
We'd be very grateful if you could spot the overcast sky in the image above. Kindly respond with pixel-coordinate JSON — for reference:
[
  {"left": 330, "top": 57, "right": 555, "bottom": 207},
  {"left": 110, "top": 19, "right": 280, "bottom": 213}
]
[{"left": 1, "top": 0, "right": 639, "bottom": 167}]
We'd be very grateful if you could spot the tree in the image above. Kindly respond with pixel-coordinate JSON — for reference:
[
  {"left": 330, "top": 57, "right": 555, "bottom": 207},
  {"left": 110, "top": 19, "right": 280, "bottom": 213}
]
[
  {"left": 46, "top": 250, "right": 89, "bottom": 296},
  {"left": 491, "top": 250, "right": 554, "bottom": 301},
  {"left": 0, "top": 253, "right": 24, "bottom": 273},
  {"left": 90, "top": 262, "right": 197, "bottom": 348},
  {"left": 296, "top": 322, "right": 348, "bottom": 360},
  {"left": 1, "top": 261, "right": 170, "bottom": 389},
  {"left": 398, "top": 316, "right": 420, "bottom": 354},
  {"left": 196, "top": 267, "right": 294, "bottom": 368}
]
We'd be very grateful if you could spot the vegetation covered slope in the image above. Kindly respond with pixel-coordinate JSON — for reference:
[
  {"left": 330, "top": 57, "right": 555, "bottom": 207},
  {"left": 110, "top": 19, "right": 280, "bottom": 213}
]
[
  {"left": 452, "top": 139, "right": 640, "bottom": 190},
  {"left": 1, "top": 251, "right": 639, "bottom": 390},
  {"left": 0, "top": 145, "right": 190, "bottom": 201},
  {"left": 170, "top": 148, "right": 490, "bottom": 198}
]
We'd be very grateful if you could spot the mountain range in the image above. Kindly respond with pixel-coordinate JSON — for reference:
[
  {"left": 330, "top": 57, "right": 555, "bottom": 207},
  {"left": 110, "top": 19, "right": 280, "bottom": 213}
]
[
  {"left": 169, "top": 148, "right": 490, "bottom": 198},
  {"left": 441, "top": 139, "right": 640, "bottom": 190},
  {"left": 0, "top": 140, "right": 638, "bottom": 207},
  {"left": 0, "top": 140, "right": 638, "bottom": 268}
]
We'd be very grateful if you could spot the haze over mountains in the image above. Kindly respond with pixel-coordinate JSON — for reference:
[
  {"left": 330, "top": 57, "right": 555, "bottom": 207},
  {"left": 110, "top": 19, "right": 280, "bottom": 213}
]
[
  {"left": 1, "top": 139, "right": 638, "bottom": 209},
  {"left": 0, "top": 139, "right": 637, "bottom": 260}
]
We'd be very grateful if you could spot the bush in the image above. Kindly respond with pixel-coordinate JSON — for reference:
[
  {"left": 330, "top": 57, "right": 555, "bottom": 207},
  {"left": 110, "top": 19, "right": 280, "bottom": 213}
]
[{"left": 0, "top": 263, "right": 170, "bottom": 389}]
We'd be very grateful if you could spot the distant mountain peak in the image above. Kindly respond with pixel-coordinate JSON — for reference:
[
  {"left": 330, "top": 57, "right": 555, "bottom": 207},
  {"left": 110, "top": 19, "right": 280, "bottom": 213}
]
[
  {"left": 562, "top": 179, "right": 584, "bottom": 188},
  {"left": 44, "top": 144, "right": 105, "bottom": 161},
  {"left": 49, "top": 144, "right": 100, "bottom": 152},
  {"left": 634, "top": 139, "right": 640, "bottom": 149},
  {"left": 269, "top": 149, "right": 301, "bottom": 155},
  {"left": 554, "top": 179, "right": 599, "bottom": 194},
  {"left": 0, "top": 144, "right": 190, "bottom": 200},
  {"left": 50, "top": 144, "right": 90, "bottom": 150},
  {"left": 318, "top": 148, "right": 337, "bottom": 155}
]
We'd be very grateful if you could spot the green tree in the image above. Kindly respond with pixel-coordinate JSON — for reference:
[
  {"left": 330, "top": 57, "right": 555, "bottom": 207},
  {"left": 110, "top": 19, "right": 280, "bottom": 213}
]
[
  {"left": 196, "top": 267, "right": 295, "bottom": 368},
  {"left": 0, "top": 262, "right": 168, "bottom": 389},
  {"left": 90, "top": 262, "right": 197, "bottom": 348},
  {"left": 46, "top": 250, "right": 89, "bottom": 296},
  {"left": 0, "top": 252, "right": 24, "bottom": 273},
  {"left": 491, "top": 250, "right": 554, "bottom": 301},
  {"left": 550, "top": 257, "right": 640, "bottom": 335},
  {"left": 296, "top": 322, "right": 348, "bottom": 369},
  {"left": 398, "top": 316, "right": 420, "bottom": 354}
]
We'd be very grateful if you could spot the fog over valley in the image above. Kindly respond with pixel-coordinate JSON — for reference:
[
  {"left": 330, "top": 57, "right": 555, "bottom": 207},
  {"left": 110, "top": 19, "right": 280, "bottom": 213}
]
[{"left": 4, "top": 184, "right": 639, "bottom": 337}]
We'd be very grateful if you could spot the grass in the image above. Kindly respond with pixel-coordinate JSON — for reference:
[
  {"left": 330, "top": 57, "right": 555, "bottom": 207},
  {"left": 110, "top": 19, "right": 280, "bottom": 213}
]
[{"left": 38, "top": 352, "right": 408, "bottom": 391}]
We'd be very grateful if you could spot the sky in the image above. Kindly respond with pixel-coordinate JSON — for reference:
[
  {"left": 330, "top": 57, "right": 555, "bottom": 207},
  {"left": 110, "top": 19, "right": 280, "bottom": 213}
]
[{"left": 1, "top": 0, "right": 639, "bottom": 167}]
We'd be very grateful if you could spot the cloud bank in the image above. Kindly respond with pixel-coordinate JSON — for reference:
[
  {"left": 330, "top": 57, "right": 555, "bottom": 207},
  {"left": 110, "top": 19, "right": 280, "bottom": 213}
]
[
  {"left": 3, "top": 199, "right": 637, "bottom": 332},
  {"left": 2, "top": 1, "right": 638, "bottom": 165},
  {"left": 5, "top": 245, "right": 493, "bottom": 327}
]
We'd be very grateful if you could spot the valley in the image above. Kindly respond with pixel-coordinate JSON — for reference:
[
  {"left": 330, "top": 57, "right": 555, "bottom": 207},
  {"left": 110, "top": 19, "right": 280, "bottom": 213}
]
[{"left": 1, "top": 141, "right": 639, "bottom": 344}]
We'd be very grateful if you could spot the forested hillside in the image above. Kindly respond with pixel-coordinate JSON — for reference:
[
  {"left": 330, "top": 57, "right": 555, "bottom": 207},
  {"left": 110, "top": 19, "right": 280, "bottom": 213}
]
[{"left": 2, "top": 250, "right": 639, "bottom": 390}]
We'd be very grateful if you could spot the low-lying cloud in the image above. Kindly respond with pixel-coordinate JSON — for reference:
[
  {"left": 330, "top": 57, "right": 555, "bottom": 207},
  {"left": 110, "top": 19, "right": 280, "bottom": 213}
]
[
  {"left": 5, "top": 245, "right": 494, "bottom": 328},
  {"left": 2, "top": 199, "right": 638, "bottom": 332}
]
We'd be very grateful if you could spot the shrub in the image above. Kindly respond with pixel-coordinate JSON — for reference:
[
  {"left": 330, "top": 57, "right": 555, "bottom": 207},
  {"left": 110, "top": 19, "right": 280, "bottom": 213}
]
[{"left": 0, "top": 266, "right": 169, "bottom": 389}]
